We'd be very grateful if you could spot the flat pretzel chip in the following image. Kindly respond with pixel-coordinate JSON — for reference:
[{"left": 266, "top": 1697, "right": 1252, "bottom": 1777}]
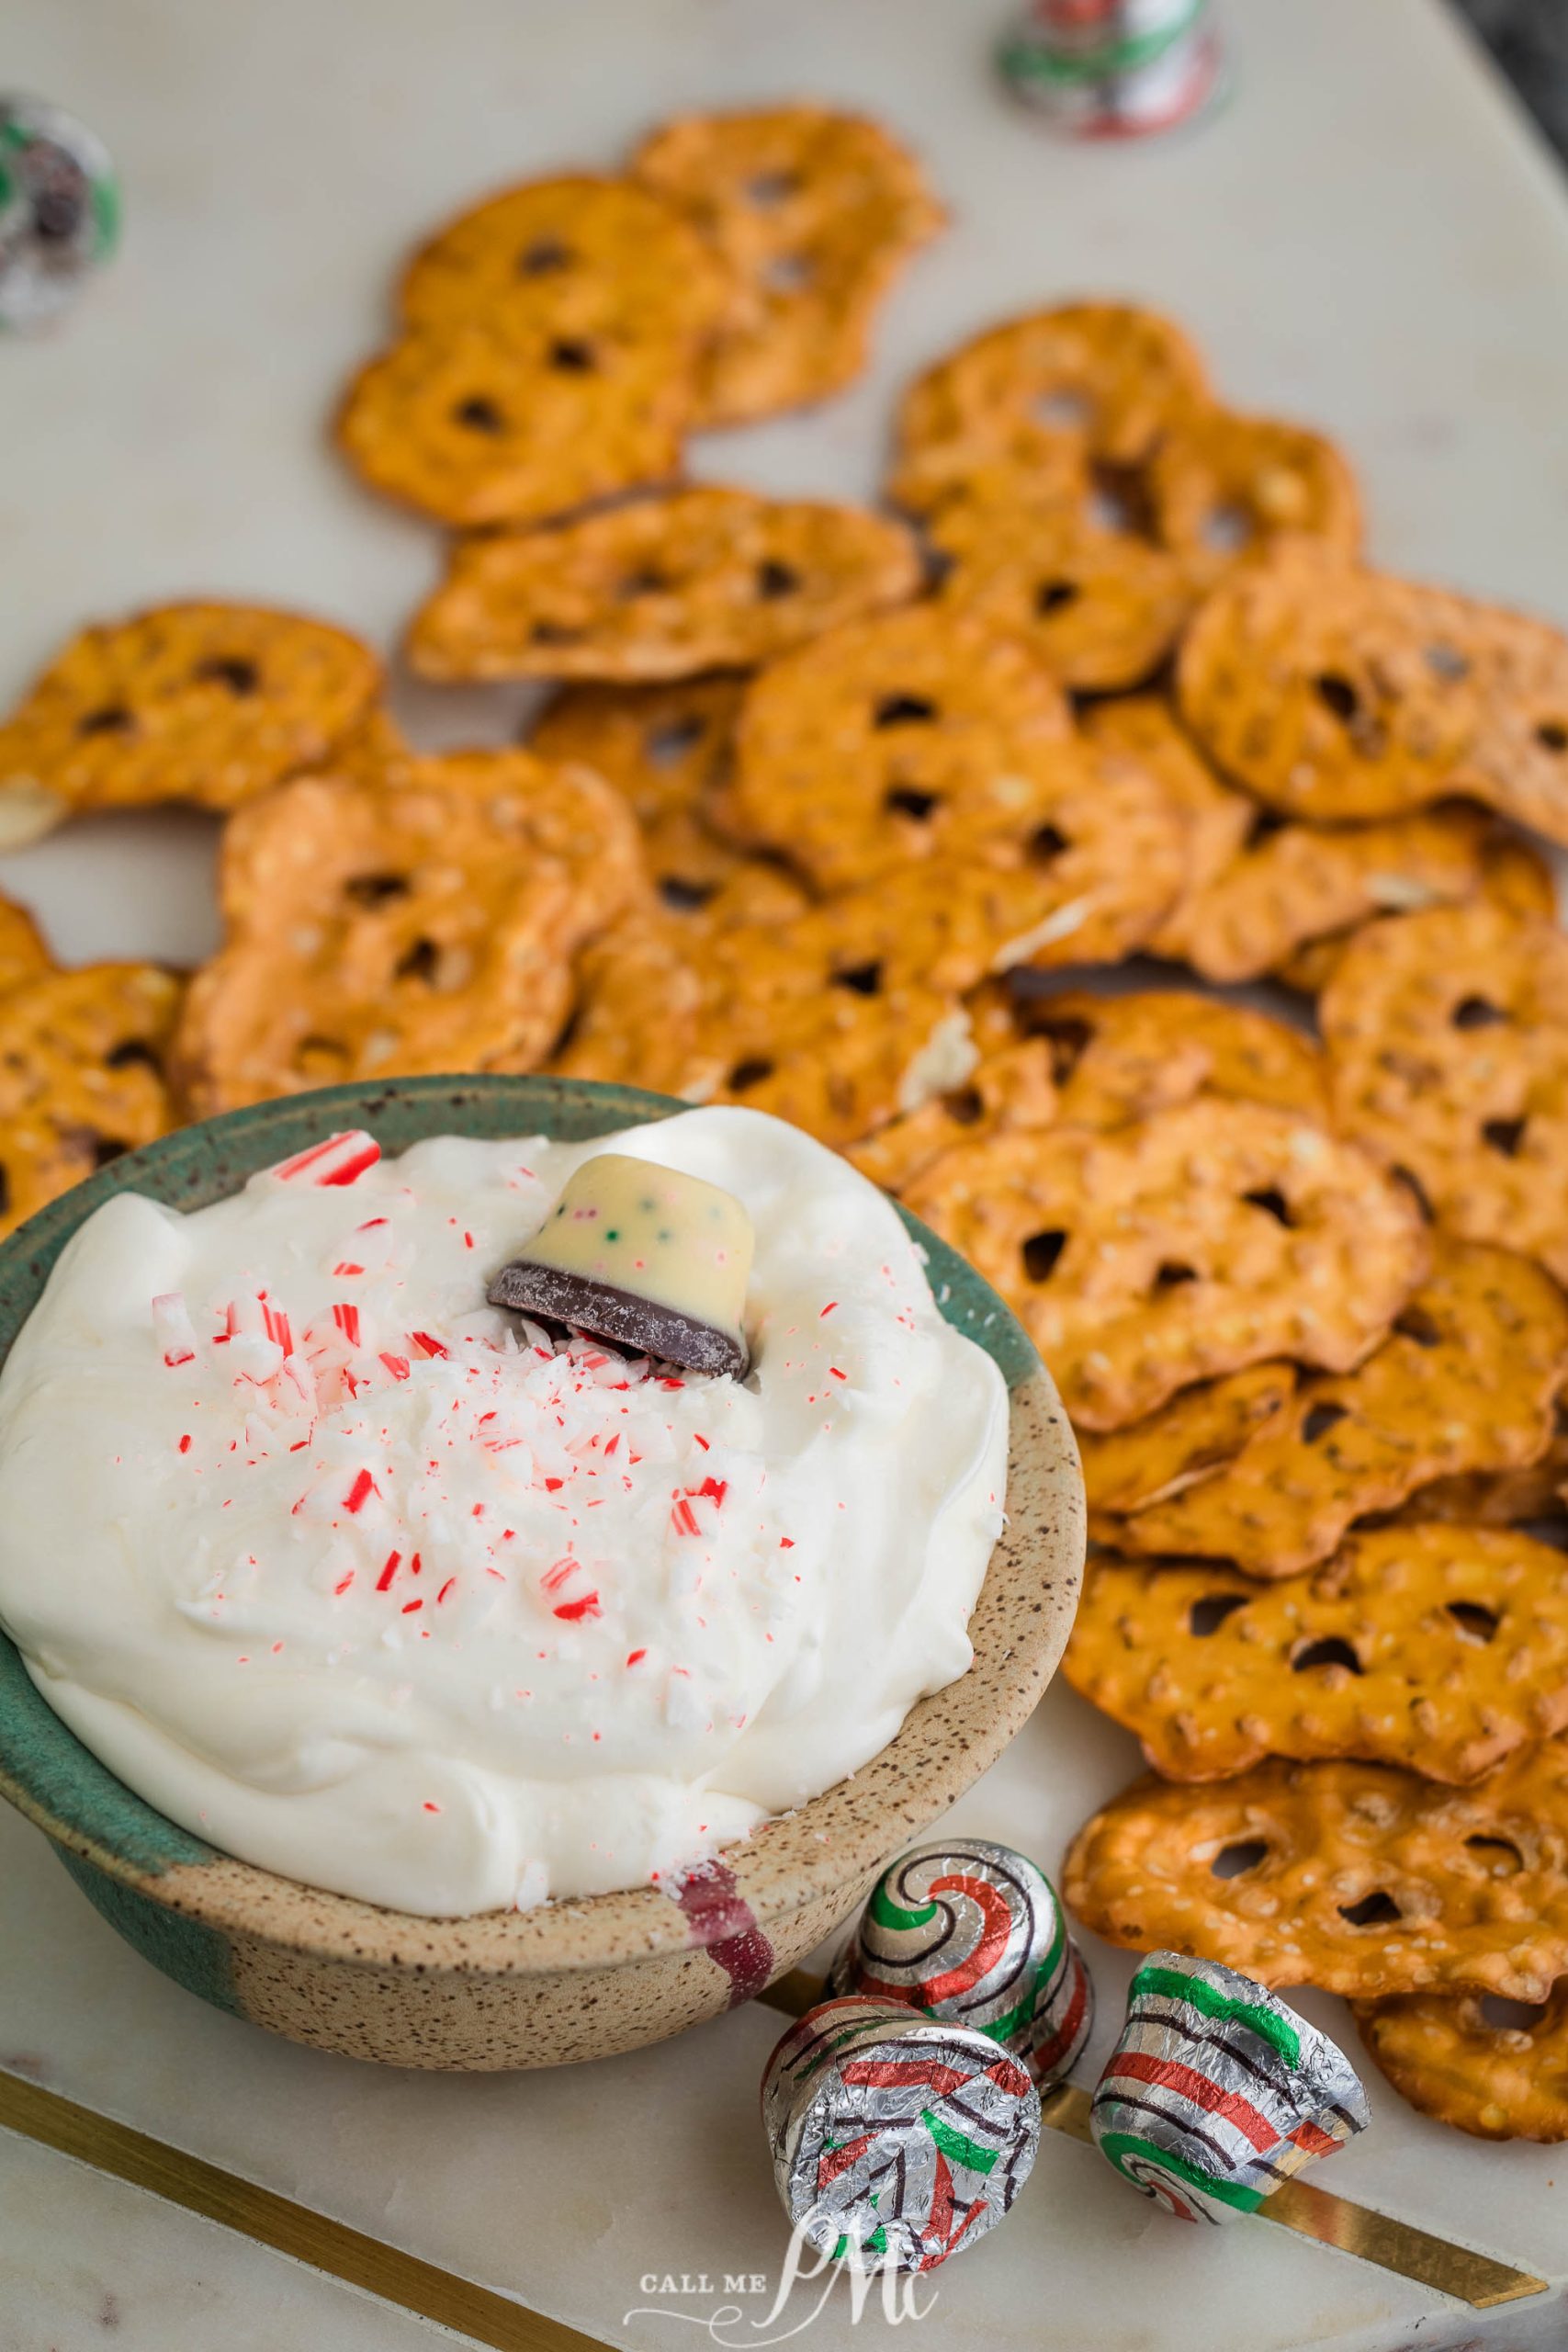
[
  {"left": 1077, "top": 1363, "right": 1298, "bottom": 1517},
  {"left": 631, "top": 107, "right": 943, "bottom": 428},
  {"left": 1387, "top": 1426, "right": 1568, "bottom": 1531},
  {"left": 1144, "top": 408, "right": 1362, "bottom": 587},
  {"left": 889, "top": 301, "right": 1210, "bottom": 517},
  {"left": 1079, "top": 697, "right": 1253, "bottom": 957},
  {"left": 1012, "top": 989, "right": 1330, "bottom": 1130},
  {"left": 848, "top": 1038, "right": 1059, "bottom": 1194},
  {"left": 0, "top": 603, "right": 381, "bottom": 847},
  {"left": 0, "top": 892, "right": 51, "bottom": 997},
  {"left": 1274, "top": 824, "right": 1556, "bottom": 997},
  {"left": 1320, "top": 903, "right": 1568, "bottom": 1283},
  {"left": 1063, "top": 1739, "right": 1568, "bottom": 2001},
  {"left": 903, "top": 1096, "right": 1427, "bottom": 1430},
  {"left": 407, "top": 488, "right": 922, "bottom": 683},
  {"left": 1177, "top": 541, "right": 1568, "bottom": 838},
  {"left": 1066, "top": 1523, "right": 1568, "bottom": 1783},
  {"left": 176, "top": 748, "right": 643, "bottom": 1115},
  {"left": 1356, "top": 1982, "right": 1568, "bottom": 2141},
  {"left": 0, "top": 964, "right": 184, "bottom": 1237},
  {"left": 1103, "top": 1241, "right": 1568, "bottom": 1575}
]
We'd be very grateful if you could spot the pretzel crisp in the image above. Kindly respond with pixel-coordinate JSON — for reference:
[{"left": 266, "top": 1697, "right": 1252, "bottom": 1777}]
[
  {"left": 0, "top": 893, "right": 51, "bottom": 998},
  {"left": 1320, "top": 903, "right": 1568, "bottom": 1283},
  {"left": 176, "top": 748, "right": 643, "bottom": 1115},
  {"left": 1078, "top": 696, "right": 1252, "bottom": 956},
  {"left": 1077, "top": 1363, "right": 1298, "bottom": 1517},
  {"left": 407, "top": 488, "right": 922, "bottom": 683},
  {"left": 1275, "top": 824, "right": 1555, "bottom": 996},
  {"left": 1356, "top": 1983, "right": 1568, "bottom": 2141},
  {"left": 1064, "top": 1740, "right": 1568, "bottom": 2001},
  {"left": 1102, "top": 1242, "right": 1568, "bottom": 1575},
  {"left": 0, "top": 603, "right": 380, "bottom": 847},
  {"left": 631, "top": 107, "right": 944, "bottom": 426},
  {"left": 1066, "top": 1523, "right": 1568, "bottom": 1784},
  {"left": 527, "top": 675, "right": 807, "bottom": 923},
  {"left": 904, "top": 1097, "right": 1427, "bottom": 1430},
  {"left": 1145, "top": 408, "right": 1362, "bottom": 587},
  {"left": 889, "top": 300, "right": 1210, "bottom": 516},
  {"left": 0, "top": 964, "right": 184, "bottom": 1237},
  {"left": 847, "top": 1038, "right": 1060, "bottom": 1193},
  {"left": 1012, "top": 989, "right": 1330, "bottom": 1129},
  {"left": 1177, "top": 542, "right": 1568, "bottom": 839},
  {"left": 1389, "top": 1429, "right": 1568, "bottom": 1531}
]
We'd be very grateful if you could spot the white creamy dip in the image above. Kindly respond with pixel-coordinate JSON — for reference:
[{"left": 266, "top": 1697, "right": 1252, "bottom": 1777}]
[{"left": 0, "top": 1108, "right": 1009, "bottom": 1917}]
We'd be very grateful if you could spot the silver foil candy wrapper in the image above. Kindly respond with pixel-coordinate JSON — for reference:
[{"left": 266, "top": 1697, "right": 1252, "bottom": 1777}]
[
  {"left": 0, "top": 94, "right": 119, "bottom": 331},
  {"left": 828, "top": 1836, "right": 1093, "bottom": 2085},
  {"left": 997, "top": 0, "right": 1224, "bottom": 140},
  {"left": 761, "top": 1995, "right": 1041, "bottom": 2273},
  {"left": 1091, "top": 1950, "right": 1371, "bottom": 2224}
]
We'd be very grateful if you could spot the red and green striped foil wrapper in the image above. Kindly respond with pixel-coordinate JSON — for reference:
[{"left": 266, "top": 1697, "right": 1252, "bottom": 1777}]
[
  {"left": 761, "top": 1995, "right": 1041, "bottom": 2272},
  {"left": 1091, "top": 1951, "right": 1370, "bottom": 2225}
]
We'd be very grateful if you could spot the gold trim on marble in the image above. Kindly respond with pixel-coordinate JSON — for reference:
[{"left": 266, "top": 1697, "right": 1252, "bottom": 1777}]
[
  {"left": 0, "top": 2067, "right": 602, "bottom": 2352},
  {"left": 761, "top": 1977, "right": 1550, "bottom": 2312}
]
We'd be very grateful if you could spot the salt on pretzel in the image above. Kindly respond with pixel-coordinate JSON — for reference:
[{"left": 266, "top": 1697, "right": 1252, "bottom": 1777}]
[
  {"left": 1178, "top": 540, "right": 1568, "bottom": 839},
  {"left": 407, "top": 487, "right": 922, "bottom": 683},
  {"left": 631, "top": 106, "right": 944, "bottom": 427},
  {"left": 904, "top": 1096, "right": 1428, "bottom": 1430},
  {"left": 176, "top": 747, "right": 643, "bottom": 1115},
  {"left": 1356, "top": 1982, "right": 1568, "bottom": 2141},
  {"left": 0, "top": 964, "right": 184, "bottom": 1237},
  {"left": 0, "top": 602, "right": 380, "bottom": 848},
  {"left": 1066, "top": 1523, "right": 1568, "bottom": 1783},
  {"left": 1321, "top": 902, "right": 1568, "bottom": 1284},
  {"left": 1100, "top": 1240, "right": 1568, "bottom": 1573},
  {"left": 1064, "top": 1739, "right": 1568, "bottom": 2001}
]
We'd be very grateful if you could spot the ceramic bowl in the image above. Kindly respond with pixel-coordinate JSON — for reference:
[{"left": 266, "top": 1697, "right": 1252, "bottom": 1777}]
[{"left": 0, "top": 1076, "right": 1084, "bottom": 2070}]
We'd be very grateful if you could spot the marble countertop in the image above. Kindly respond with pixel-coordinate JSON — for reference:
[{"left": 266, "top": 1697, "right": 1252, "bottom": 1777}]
[{"left": 4, "top": 2, "right": 1568, "bottom": 2346}]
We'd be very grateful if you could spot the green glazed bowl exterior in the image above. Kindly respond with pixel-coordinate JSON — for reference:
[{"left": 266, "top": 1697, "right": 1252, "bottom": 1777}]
[{"left": 0, "top": 1076, "right": 1084, "bottom": 2069}]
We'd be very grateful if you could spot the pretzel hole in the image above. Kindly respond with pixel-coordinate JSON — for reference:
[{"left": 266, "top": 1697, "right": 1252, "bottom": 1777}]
[
  {"left": 1447, "top": 1600, "right": 1501, "bottom": 1644},
  {"left": 1033, "top": 1012, "right": 1094, "bottom": 1081},
  {"left": 344, "top": 872, "right": 411, "bottom": 908},
  {"left": 517, "top": 236, "right": 572, "bottom": 276},
  {"left": 617, "top": 568, "right": 671, "bottom": 600},
  {"left": 941, "top": 1084, "right": 985, "bottom": 1126},
  {"left": 1153, "top": 1261, "right": 1198, "bottom": 1288},
  {"left": 548, "top": 339, "right": 596, "bottom": 374},
  {"left": 530, "top": 621, "right": 582, "bottom": 645},
  {"left": 1480, "top": 1993, "right": 1544, "bottom": 2028},
  {"left": 658, "top": 876, "right": 719, "bottom": 913},
  {"left": 1021, "top": 1228, "right": 1067, "bottom": 1283},
  {"left": 1301, "top": 1401, "right": 1348, "bottom": 1444},
  {"left": 1314, "top": 673, "right": 1361, "bottom": 723},
  {"left": 1483, "top": 1115, "right": 1527, "bottom": 1158},
  {"left": 646, "top": 716, "right": 706, "bottom": 766},
  {"left": 90, "top": 1136, "right": 130, "bottom": 1170},
  {"left": 1292, "top": 1634, "right": 1361, "bottom": 1676},
  {"left": 1245, "top": 806, "right": 1287, "bottom": 849},
  {"left": 1465, "top": 1836, "right": 1524, "bottom": 1879},
  {"left": 105, "top": 1038, "right": 162, "bottom": 1073},
  {"left": 1393, "top": 1305, "right": 1442, "bottom": 1348},
  {"left": 194, "top": 657, "right": 260, "bottom": 695},
  {"left": 1538, "top": 721, "right": 1568, "bottom": 753},
  {"left": 1034, "top": 388, "right": 1092, "bottom": 430},
  {"left": 453, "top": 395, "right": 505, "bottom": 433},
  {"left": 746, "top": 169, "right": 799, "bottom": 207},
  {"left": 763, "top": 253, "right": 814, "bottom": 293},
  {"left": 728, "top": 1057, "right": 774, "bottom": 1092},
  {"left": 1244, "top": 1186, "right": 1292, "bottom": 1226},
  {"left": 1201, "top": 503, "right": 1253, "bottom": 555},
  {"left": 1424, "top": 640, "right": 1470, "bottom": 681},
  {"left": 1451, "top": 995, "right": 1507, "bottom": 1029},
  {"left": 296, "top": 1035, "right": 350, "bottom": 1077},
  {"left": 874, "top": 693, "right": 939, "bottom": 728},
  {"left": 1035, "top": 580, "right": 1080, "bottom": 617},
  {"left": 1338, "top": 1890, "right": 1401, "bottom": 1926},
  {"left": 1211, "top": 1839, "right": 1268, "bottom": 1880},
  {"left": 1189, "top": 1593, "right": 1247, "bottom": 1638},
  {"left": 395, "top": 938, "right": 440, "bottom": 984},
  {"left": 77, "top": 704, "right": 134, "bottom": 738},
  {"left": 833, "top": 960, "right": 883, "bottom": 997},
  {"left": 1086, "top": 467, "right": 1153, "bottom": 537},
  {"left": 756, "top": 560, "right": 802, "bottom": 600},
  {"left": 885, "top": 786, "right": 940, "bottom": 821},
  {"left": 1030, "top": 822, "right": 1070, "bottom": 864}
]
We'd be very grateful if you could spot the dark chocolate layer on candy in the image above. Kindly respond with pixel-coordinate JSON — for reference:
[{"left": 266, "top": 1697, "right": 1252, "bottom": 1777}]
[{"left": 488, "top": 1259, "right": 749, "bottom": 1378}]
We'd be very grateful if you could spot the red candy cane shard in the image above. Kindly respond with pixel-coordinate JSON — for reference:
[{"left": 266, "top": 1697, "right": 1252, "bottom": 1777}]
[{"left": 268, "top": 1131, "right": 382, "bottom": 1187}]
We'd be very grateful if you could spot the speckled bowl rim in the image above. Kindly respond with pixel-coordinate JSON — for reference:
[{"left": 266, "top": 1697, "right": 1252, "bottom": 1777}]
[{"left": 0, "top": 1076, "right": 1084, "bottom": 1977}]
